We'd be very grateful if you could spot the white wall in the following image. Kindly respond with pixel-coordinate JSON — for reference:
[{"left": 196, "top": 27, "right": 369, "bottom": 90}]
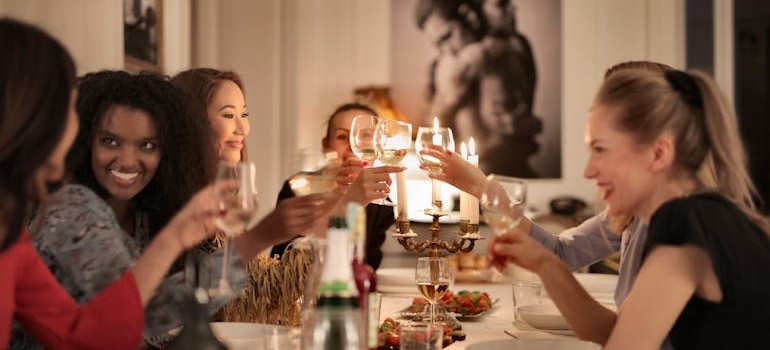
[
  {"left": 1, "top": 0, "right": 688, "bottom": 216},
  {"left": 280, "top": 0, "right": 686, "bottom": 213}
]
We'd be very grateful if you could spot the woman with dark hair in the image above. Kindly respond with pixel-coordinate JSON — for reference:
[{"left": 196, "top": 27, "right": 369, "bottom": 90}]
[
  {"left": 10, "top": 70, "right": 238, "bottom": 349},
  {"left": 270, "top": 103, "right": 404, "bottom": 270},
  {"left": 0, "top": 18, "right": 221, "bottom": 349}
]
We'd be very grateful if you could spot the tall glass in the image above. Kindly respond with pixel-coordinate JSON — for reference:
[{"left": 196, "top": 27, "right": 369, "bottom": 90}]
[
  {"left": 414, "top": 257, "right": 452, "bottom": 324},
  {"left": 211, "top": 161, "right": 259, "bottom": 297},
  {"left": 480, "top": 174, "right": 527, "bottom": 235},
  {"left": 414, "top": 126, "right": 454, "bottom": 213},
  {"left": 350, "top": 114, "right": 395, "bottom": 206}
]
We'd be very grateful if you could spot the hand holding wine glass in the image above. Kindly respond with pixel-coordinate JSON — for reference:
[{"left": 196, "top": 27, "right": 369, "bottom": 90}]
[
  {"left": 350, "top": 114, "right": 395, "bottom": 206},
  {"left": 289, "top": 149, "right": 340, "bottom": 196},
  {"left": 415, "top": 257, "right": 452, "bottom": 324},
  {"left": 480, "top": 174, "right": 527, "bottom": 236},
  {"left": 211, "top": 161, "right": 259, "bottom": 296},
  {"left": 415, "top": 125, "right": 455, "bottom": 213}
]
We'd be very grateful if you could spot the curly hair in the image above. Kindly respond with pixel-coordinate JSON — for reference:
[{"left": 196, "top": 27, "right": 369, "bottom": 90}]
[
  {"left": 170, "top": 68, "right": 248, "bottom": 161},
  {"left": 0, "top": 19, "right": 76, "bottom": 251},
  {"left": 68, "top": 70, "right": 217, "bottom": 237}
]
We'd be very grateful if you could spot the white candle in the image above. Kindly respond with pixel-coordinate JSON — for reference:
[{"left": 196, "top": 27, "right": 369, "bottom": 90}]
[
  {"left": 396, "top": 171, "right": 409, "bottom": 220},
  {"left": 431, "top": 117, "right": 443, "bottom": 145},
  {"left": 467, "top": 138, "right": 479, "bottom": 224},
  {"left": 459, "top": 142, "right": 469, "bottom": 221}
]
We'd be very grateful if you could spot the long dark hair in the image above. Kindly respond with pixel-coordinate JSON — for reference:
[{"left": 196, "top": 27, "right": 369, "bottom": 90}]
[
  {"left": 170, "top": 68, "right": 248, "bottom": 161},
  {"left": 0, "top": 18, "right": 76, "bottom": 251},
  {"left": 69, "top": 70, "right": 217, "bottom": 237}
]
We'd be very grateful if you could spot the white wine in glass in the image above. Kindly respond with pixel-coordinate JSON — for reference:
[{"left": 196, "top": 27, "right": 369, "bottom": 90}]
[
  {"left": 375, "top": 119, "right": 412, "bottom": 166},
  {"left": 480, "top": 175, "right": 527, "bottom": 235},
  {"left": 415, "top": 257, "right": 452, "bottom": 324},
  {"left": 349, "top": 114, "right": 380, "bottom": 163},
  {"left": 212, "top": 161, "right": 259, "bottom": 296},
  {"left": 289, "top": 149, "right": 339, "bottom": 196},
  {"left": 415, "top": 126, "right": 454, "bottom": 212}
]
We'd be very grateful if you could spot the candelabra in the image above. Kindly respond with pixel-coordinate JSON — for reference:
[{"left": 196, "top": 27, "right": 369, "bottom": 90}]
[{"left": 392, "top": 209, "right": 482, "bottom": 257}]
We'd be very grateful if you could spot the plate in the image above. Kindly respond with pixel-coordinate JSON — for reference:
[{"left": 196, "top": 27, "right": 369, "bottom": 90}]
[
  {"left": 517, "top": 304, "right": 569, "bottom": 330},
  {"left": 377, "top": 268, "right": 415, "bottom": 287},
  {"left": 466, "top": 339, "right": 600, "bottom": 350},
  {"left": 399, "top": 298, "right": 499, "bottom": 320},
  {"left": 574, "top": 273, "right": 618, "bottom": 295}
]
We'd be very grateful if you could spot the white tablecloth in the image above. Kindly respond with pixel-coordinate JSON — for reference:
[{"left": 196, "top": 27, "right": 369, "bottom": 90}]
[{"left": 378, "top": 282, "right": 576, "bottom": 350}]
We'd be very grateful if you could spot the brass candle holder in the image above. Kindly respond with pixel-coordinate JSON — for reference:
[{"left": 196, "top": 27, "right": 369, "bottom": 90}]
[{"left": 392, "top": 210, "right": 482, "bottom": 257}]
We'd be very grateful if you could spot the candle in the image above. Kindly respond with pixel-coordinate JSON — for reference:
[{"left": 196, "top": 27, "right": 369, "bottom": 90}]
[
  {"left": 396, "top": 171, "right": 409, "bottom": 220},
  {"left": 431, "top": 117, "right": 443, "bottom": 145},
  {"left": 467, "top": 138, "right": 480, "bottom": 224},
  {"left": 459, "top": 142, "right": 469, "bottom": 221}
]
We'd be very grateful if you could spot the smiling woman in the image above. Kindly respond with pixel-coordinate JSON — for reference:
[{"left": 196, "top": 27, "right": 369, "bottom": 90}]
[{"left": 9, "top": 70, "right": 235, "bottom": 349}]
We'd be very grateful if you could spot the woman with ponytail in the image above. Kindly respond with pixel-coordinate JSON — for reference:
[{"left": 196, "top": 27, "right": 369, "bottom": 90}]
[{"left": 488, "top": 69, "right": 770, "bottom": 349}]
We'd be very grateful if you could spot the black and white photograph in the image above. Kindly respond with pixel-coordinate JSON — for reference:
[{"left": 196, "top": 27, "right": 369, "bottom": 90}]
[
  {"left": 392, "top": 0, "right": 562, "bottom": 178},
  {"left": 124, "top": 0, "right": 162, "bottom": 72}
]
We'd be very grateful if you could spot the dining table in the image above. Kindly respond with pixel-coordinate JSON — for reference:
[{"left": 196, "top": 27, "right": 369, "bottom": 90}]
[{"left": 377, "top": 280, "right": 584, "bottom": 350}]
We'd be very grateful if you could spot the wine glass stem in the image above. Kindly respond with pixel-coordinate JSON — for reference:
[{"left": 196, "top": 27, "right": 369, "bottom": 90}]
[
  {"left": 430, "top": 302, "right": 436, "bottom": 324},
  {"left": 219, "top": 237, "right": 231, "bottom": 293}
]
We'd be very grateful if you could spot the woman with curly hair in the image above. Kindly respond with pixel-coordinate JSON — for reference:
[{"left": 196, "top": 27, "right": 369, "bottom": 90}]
[
  {"left": 10, "top": 70, "right": 247, "bottom": 349},
  {"left": 1, "top": 19, "right": 223, "bottom": 349}
]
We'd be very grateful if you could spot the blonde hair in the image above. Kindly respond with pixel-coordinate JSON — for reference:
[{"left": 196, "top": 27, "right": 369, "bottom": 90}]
[{"left": 596, "top": 69, "right": 770, "bottom": 235}]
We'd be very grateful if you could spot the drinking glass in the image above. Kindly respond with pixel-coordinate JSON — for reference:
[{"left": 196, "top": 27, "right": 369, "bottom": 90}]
[
  {"left": 288, "top": 149, "right": 340, "bottom": 196},
  {"left": 414, "top": 126, "right": 454, "bottom": 213},
  {"left": 374, "top": 119, "right": 412, "bottom": 206},
  {"left": 480, "top": 174, "right": 527, "bottom": 235},
  {"left": 350, "top": 114, "right": 395, "bottom": 206},
  {"left": 414, "top": 257, "right": 452, "bottom": 324},
  {"left": 212, "top": 161, "right": 259, "bottom": 296}
]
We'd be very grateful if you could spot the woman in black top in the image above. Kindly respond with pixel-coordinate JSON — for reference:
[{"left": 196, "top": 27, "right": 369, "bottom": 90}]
[
  {"left": 271, "top": 103, "right": 404, "bottom": 270},
  {"left": 486, "top": 69, "right": 770, "bottom": 349}
]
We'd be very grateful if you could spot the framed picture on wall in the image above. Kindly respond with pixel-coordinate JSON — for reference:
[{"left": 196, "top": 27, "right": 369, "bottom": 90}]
[
  {"left": 391, "top": 0, "right": 562, "bottom": 179},
  {"left": 123, "top": 0, "right": 163, "bottom": 73}
]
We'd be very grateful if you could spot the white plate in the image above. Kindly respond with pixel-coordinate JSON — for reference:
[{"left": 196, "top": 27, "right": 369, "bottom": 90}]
[
  {"left": 376, "top": 267, "right": 415, "bottom": 288},
  {"left": 574, "top": 273, "right": 618, "bottom": 295},
  {"left": 517, "top": 304, "right": 569, "bottom": 330},
  {"left": 210, "top": 322, "right": 299, "bottom": 350},
  {"left": 466, "top": 339, "right": 600, "bottom": 350}
]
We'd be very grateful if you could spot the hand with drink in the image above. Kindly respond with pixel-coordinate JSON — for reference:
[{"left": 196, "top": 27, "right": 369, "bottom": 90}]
[
  {"left": 350, "top": 114, "right": 398, "bottom": 206},
  {"left": 211, "top": 161, "right": 259, "bottom": 296},
  {"left": 480, "top": 175, "right": 527, "bottom": 236}
]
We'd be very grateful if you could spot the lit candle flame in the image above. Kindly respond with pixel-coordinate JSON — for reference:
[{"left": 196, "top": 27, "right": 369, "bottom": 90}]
[
  {"left": 433, "top": 116, "right": 439, "bottom": 132},
  {"left": 460, "top": 142, "right": 468, "bottom": 159},
  {"left": 469, "top": 137, "right": 476, "bottom": 156}
]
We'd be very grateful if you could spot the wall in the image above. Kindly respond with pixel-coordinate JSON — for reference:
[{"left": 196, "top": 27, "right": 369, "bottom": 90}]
[
  {"left": 281, "top": 0, "right": 686, "bottom": 213},
  {"left": 1, "top": 0, "right": 687, "bottom": 217}
]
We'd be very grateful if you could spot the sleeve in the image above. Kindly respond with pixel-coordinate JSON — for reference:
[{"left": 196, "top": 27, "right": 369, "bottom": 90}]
[
  {"left": 530, "top": 211, "right": 621, "bottom": 270},
  {"left": 13, "top": 234, "right": 144, "bottom": 350},
  {"left": 365, "top": 203, "right": 395, "bottom": 270},
  {"left": 32, "top": 185, "right": 138, "bottom": 300},
  {"left": 270, "top": 180, "right": 300, "bottom": 259},
  {"left": 645, "top": 197, "right": 709, "bottom": 254}
]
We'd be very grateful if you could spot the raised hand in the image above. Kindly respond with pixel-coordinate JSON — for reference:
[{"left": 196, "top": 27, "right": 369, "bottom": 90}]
[
  {"left": 418, "top": 144, "right": 486, "bottom": 197},
  {"left": 486, "top": 229, "right": 557, "bottom": 275}
]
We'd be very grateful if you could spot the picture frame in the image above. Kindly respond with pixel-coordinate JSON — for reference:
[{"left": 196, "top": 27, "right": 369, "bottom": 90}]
[{"left": 123, "top": 0, "right": 164, "bottom": 73}]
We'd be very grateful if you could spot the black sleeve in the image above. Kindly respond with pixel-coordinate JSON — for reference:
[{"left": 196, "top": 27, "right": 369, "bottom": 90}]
[
  {"left": 365, "top": 203, "right": 395, "bottom": 271},
  {"left": 269, "top": 180, "right": 300, "bottom": 259}
]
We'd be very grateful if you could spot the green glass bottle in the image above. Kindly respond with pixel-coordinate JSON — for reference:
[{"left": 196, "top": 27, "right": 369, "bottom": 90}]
[{"left": 302, "top": 208, "right": 364, "bottom": 350}]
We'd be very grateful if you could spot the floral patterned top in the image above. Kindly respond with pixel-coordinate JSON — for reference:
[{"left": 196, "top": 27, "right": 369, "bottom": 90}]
[{"left": 10, "top": 184, "right": 246, "bottom": 349}]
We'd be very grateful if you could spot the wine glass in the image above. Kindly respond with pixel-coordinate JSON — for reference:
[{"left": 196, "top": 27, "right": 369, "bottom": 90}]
[
  {"left": 374, "top": 119, "right": 412, "bottom": 206},
  {"left": 288, "top": 148, "right": 340, "bottom": 197},
  {"left": 480, "top": 174, "right": 527, "bottom": 235},
  {"left": 212, "top": 161, "right": 259, "bottom": 296},
  {"left": 415, "top": 256, "right": 452, "bottom": 324},
  {"left": 414, "top": 126, "right": 455, "bottom": 213},
  {"left": 349, "top": 114, "right": 395, "bottom": 206}
]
